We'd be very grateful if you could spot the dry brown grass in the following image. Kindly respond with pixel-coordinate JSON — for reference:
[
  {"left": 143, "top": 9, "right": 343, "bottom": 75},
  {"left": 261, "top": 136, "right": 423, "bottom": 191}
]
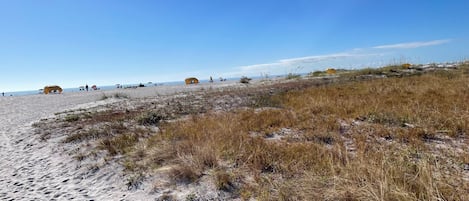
[
  {"left": 37, "top": 64, "right": 469, "bottom": 200},
  {"left": 129, "top": 66, "right": 469, "bottom": 199}
]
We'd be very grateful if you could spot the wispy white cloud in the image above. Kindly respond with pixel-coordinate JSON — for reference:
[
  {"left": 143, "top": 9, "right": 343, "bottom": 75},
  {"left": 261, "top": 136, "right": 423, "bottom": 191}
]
[
  {"left": 373, "top": 39, "right": 451, "bottom": 49},
  {"left": 224, "top": 52, "right": 381, "bottom": 77},
  {"left": 278, "top": 53, "right": 355, "bottom": 64},
  {"left": 223, "top": 38, "right": 451, "bottom": 77},
  {"left": 239, "top": 52, "right": 380, "bottom": 71},
  {"left": 237, "top": 53, "right": 352, "bottom": 73}
]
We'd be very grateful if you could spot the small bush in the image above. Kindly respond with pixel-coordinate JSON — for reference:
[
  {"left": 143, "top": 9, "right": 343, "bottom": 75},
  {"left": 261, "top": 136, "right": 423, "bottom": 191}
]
[
  {"left": 309, "top": 71, "right": 326, "bottom": 77},
  {"left": 65, "top": 114, "right": 80, "bottom": 122},
  {"left": 170, "top": 164, "right": 200, "bottom": 184},
  {"left": 240, "top": 76, "right": 252, "bottom": 84},
  {"left": 214, "top": 170, "right": 234, "bottom": 191},
  {"left": 137, "top": 112, "right": 164, "bottom": 126},
  {"left": 286, "top": 73, "right": 301, "bottom": 79},
  {"left": 99, "top": 133, "right": 139, "bottom": 155},
  {"left": 63, "top": 128, "right": 109, "bottom": 143}
]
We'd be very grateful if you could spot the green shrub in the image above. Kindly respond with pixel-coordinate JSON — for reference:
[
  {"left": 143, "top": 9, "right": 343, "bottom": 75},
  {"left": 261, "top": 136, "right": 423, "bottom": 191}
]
[{"left": 286, "top": 73, "right": 301, "bottom": 79}]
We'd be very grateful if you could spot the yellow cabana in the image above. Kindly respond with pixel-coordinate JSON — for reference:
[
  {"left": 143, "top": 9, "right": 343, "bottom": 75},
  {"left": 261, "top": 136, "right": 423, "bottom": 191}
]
[
  {"left": 185, "top": 77, "right": 199, "bottom": 85},
  {"left": 43, "top": 85, "right": 63, "bottom": 94}
]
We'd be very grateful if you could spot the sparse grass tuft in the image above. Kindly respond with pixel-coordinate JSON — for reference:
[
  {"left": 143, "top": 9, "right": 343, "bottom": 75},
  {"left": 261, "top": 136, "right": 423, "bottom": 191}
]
[
  {"left": 64, "top": 114, "right": 80, "bottom": 122},
  {"left": 169, "top": 163, "right": 201, "bottom": 184},
  {"left": 250, "top": 93, "right": 283, "bottom": 108},
  {"left": 309, "top": 70, "right": 326, "bottom": 77},
  {"left": 113, "top": 92, "right": 129, "bottom": 99},
  {"left": 63, "top": 128, "right": 108, "bottom": 143},
  {"left": 286, "top": 73, "right": 301, "bottom": 79},
  {"left": 99, "top": 133, "right": 139, "bottom": 155},
  {"left": 214, "top": 169, "right": 234, "bottom": 191},
  {"left": 137, "top": 111, "right": 165, "bottom": 126},
  {"left": 100, "top": 93, "right": 128, "bottom": 100}
]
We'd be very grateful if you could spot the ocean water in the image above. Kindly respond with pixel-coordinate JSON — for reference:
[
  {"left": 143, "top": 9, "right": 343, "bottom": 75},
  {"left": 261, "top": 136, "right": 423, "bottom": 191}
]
[{"left": 0, "top": 78, "right": 240, "bottom": 97}]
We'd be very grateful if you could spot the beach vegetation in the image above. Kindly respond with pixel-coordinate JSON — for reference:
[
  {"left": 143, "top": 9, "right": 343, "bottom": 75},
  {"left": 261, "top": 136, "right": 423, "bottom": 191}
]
[
  {"left": 285, "top": 72, "right": 301, "bottom": 79},
  {"left": 240, "top": 76, "right": 251, "bottom": 84},
  {"left": 36, "top": 63, "right": 469, "bottom": 200},
  {"left": 250, "top": 93, "right": 282, "bottom": 108},
  {"left": 126, "top": 173, "right": 145, "bottom": 190},
  {"left": 100, "top": 92, "right": 129, "bottom": 100},
  {"left": 135, "top": 64, "right": 468, "bottom": 199},
  {"left": 309, "top": 70, "right": 326, "bottom": 77},
  {"left": 64, "top": 114, "right": 80, "bottom": 122},
  {"left": 214, "top": 169, "right": 234, "bottom": 191},
  {"left": 137, "top": 111, "right": 165, "bottom": 126},
  {"left": 112, "top": 93, "right": 129, "bottom": 99}
]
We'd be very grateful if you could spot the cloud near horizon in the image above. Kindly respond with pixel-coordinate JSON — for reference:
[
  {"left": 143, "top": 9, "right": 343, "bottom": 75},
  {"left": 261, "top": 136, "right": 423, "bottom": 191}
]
[
  {"left": 373, "top": 39, "right": 451, "bottom": 49},
  {"left": 238, "top": 52, "right": 378, "bottom": 71},
  {"left": 224, "top": 39, "right": 452, "bottom": 77},
  {"left": 223, "top": 52, "right": 383, "bottom": 77}
]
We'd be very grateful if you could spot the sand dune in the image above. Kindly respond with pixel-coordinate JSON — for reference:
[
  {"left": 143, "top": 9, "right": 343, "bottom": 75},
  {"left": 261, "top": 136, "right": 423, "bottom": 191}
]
[{"left": 0, "top": 81, "right": 245, "bottom": 200}]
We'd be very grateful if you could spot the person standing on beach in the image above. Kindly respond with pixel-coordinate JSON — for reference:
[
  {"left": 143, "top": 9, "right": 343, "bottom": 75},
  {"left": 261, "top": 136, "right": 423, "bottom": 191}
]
[
  {"left": 85, "top": 84, "right": 89, "bottom": 91},
  {"left": 2, "top": 92, "right": 4, "bottom": 96}
]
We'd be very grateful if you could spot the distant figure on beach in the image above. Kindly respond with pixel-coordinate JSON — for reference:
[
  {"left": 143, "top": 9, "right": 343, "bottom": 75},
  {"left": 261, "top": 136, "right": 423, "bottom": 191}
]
[
  {"left": 85, "top": 84, "right": 89, "bottom": 91},
  {"left": 210, "top": 76, "right": 213, "bottom": 83},
  {"left": 2, "top": 92, "right": 4, "bottom": 96}
]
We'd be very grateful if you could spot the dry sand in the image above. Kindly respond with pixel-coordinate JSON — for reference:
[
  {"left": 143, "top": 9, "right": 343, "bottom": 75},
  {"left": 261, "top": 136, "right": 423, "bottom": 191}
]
[{"left": 0, "top": 81, "right": 246, "bottom": 200}]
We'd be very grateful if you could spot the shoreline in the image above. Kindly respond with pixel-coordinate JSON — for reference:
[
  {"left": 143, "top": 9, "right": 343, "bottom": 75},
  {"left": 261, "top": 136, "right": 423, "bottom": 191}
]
[{"left": 0, "top": 77, "right": 259, "bottom": 200}]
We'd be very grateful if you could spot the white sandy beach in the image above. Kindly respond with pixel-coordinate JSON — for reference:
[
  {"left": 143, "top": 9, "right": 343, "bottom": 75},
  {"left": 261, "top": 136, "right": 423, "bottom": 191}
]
[{"left": 0, "top": 81, "right": 247, "bottom": 200}]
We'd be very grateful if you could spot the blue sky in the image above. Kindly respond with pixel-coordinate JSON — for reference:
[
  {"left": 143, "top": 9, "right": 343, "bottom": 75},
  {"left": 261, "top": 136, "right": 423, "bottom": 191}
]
[{"left": 1, "top": 0, "right": 468, "bottom": 92}]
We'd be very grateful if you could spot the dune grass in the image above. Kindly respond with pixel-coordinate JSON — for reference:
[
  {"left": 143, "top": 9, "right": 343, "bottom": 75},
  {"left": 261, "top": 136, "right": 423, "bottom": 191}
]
[
  {"left": 43, "top": 64, "right": 469, "bottom": 200},
  {"left": 131, "top": 66, "right": 468, "bottom": 200}
]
